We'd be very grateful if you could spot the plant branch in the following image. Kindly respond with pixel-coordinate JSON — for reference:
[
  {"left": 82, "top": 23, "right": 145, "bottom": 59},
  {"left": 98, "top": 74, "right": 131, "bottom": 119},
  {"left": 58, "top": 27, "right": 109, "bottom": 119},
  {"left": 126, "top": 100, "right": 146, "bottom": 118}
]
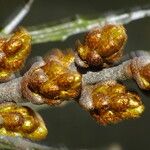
[
  {"left": 1, "top": 0, "right": 34, "bottom": 35},
  {"left": 1, "top": 5, "right": 150, "bottom": 44},
  {"left": 115, "top": 50, "right": 150, "bottom": 64},
  {"left": 28, "top": 6, "right": 150, "bottom": 44},
  {"left": 0, "top": 77, "right": 24, "bottom": 103},
  {"left": 82, "top": 61, "right": 131, "bottom": 84},
  {"left": 0, "top": 54, "right": 149, "bottom": 105},
  {"left": 0, "top": 135, "right": 60, "bottom": 150}
]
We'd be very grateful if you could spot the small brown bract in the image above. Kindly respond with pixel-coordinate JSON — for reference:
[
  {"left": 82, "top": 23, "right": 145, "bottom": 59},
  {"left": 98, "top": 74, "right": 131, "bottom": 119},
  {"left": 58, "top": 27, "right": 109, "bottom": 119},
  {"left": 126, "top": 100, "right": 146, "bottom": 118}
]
[
  {"left": 140, "top": 63, "right": 150, "bottom": 81},
  {"left": 139, "top": 64, "right": 150, "bottom": 90},
  {"left": 130, "top": 57, "right": 150, "bottom": 90}
]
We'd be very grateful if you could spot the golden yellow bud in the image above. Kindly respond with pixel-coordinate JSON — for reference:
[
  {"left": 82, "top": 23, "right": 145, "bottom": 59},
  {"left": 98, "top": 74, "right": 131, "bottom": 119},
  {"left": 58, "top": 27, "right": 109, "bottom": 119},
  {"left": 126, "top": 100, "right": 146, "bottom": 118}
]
[
  {"left": 0, "top": 28, "right": 31, "bottom": 81},
  {"left": 90, "top": 80, "right": 144, "bottom": 125},
  {"left": 22, "top": 49, "right": 82, "bottom": 105},
  {"left": 0, "top": 103, "right": 47, "bottom": 140},
  {"left": 76, "top": 24, "right": 127, "bottom": 67}
]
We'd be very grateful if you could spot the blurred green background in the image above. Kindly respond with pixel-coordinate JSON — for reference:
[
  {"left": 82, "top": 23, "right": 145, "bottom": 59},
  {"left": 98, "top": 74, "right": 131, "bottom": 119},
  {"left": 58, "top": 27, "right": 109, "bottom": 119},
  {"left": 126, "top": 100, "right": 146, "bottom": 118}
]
[{"left": 0, "top": 0, "right": 150, "bottom": 150}]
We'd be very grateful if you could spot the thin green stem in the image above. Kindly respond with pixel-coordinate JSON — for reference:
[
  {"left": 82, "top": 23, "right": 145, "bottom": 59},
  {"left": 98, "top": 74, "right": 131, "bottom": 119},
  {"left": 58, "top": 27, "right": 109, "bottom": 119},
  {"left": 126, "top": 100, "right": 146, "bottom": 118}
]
[
  {"left": 28, "top": 6, "right": 150, "bottom": 44},
  {"left": 1, "top": 6, "right": 150, "bottom": 44}
]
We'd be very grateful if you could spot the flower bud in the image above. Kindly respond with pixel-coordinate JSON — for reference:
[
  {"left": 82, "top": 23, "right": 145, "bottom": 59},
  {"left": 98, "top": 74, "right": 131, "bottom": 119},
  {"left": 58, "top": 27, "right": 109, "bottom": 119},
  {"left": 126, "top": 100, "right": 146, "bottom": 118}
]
[
  {"left": 0, "top": 103, "right": 47, "bottom": 140},
  {"left": 0, "top": 28, "right": 31, "bottom": 82},
  {"left": 22, "top": 50, "right": 82, "bottom": 105},
  {"left": 79, "top": 80, "right": 144, "bottom": 125},
  {"left": 75, "top": 24, "right": 127, "bottom": 68}
]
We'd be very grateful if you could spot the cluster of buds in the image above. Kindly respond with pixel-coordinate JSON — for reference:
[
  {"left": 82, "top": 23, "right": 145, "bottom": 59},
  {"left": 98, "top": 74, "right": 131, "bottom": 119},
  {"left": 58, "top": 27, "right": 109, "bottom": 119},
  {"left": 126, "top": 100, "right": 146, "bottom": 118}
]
[{"left": 0, "top": 24, "right": 148, "bottom": 140}]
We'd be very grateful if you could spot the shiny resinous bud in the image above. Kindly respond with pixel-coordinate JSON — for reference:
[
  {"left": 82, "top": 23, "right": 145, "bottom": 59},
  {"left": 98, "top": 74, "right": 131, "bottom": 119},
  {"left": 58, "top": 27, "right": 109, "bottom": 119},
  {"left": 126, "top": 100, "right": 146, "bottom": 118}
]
[
  {"left": 75, "top": 24, "right": 127, "bottom": 68},
  {"left": 0, "top": 28, "right": 31, "bottom": 82},
  {"left": 0, "top": 102, "right": 47, "bottom": 140},
  {"left": 91, "top": 81, "right": 144, "bottom": 125},
  {"left": 22, "top": 49, "right": 82, "bottom": 105},
  {"left": 79, "top": 80, "right": 144, "bottom": 125}
]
